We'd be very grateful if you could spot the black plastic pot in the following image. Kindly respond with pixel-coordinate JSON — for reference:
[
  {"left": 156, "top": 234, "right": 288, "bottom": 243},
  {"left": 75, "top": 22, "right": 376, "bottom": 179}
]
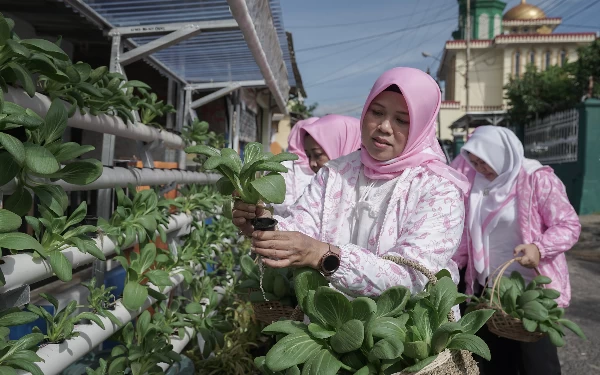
[{"left": 251, "top": 218, "right": 278, "bottom": 231}]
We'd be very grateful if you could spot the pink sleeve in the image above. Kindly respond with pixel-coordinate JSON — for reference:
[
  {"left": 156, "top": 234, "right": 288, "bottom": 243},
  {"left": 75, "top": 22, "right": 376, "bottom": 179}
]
[
  {"left": 274, "top": 168, "right": 328, "bottom": 239},
  {"left": 329, "top": 179, "right": 465, "bottom": 297},
  {"left": 532, "top": 171, "right": 581, "bottom": 259}
]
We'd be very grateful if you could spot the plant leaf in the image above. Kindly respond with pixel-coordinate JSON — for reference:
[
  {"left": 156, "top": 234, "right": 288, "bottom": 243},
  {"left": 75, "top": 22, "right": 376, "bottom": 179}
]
[
  {"left": 48, "top": 159, "right": 103, "bottom": 185},
  {"left": 314, "top": 286, "right": 352, "bottom": 329},
  {"left": 123, "top": 281, "right": 148, "bottom": 310},
  {"left": 352, "top": 297, "right": 378, "bottom": 321},
  {"left": 428, "top": 276, "right": 458, "bottom": 327},
  {"left": 293, "top": 268, "right": 329, "bottom": 309},
  {"left": 0, "top": 232, "right": 44, "bottom": 253},
  {"left": 369, "top": 336, "right": 404, "bottom": 360},
  {"left": 265, "top": 332, "right": 324, "bottom": 371},
  {"left": 375, "top": 285, "right": 411, "bottom": 318},
  {"left": 0, "top": 132, "right": 25, "bottom": 165},
  {"left": 330, "top": 319, "right": 364, "bottom": 353},
  {"left": 20, "top": 39, "right": 69, "bottom": 60},
  {"left": 42, "top": 99, "right": 68, "bottom": 144},
  {"left": 370, "top": 317, "right": 407, "bottom": 341},
  {"left": 303, "top": 349, "right": 342, "bottom": 375},
  {"left": 4, "top": 187, "right": 33, "bottom": 217},
  {"left": 447, "top": 333, "right": 491, "bottom": 360},
  {"left": 250, "top": 173, "right": 286, "bottom": 204},
  {"left": 0, "top": 209, "right": 22, "bottom": 233},
  {"left": 403, "top": 340, "right": 429, "bottom": 360},
  {"left": 48, "top": 251, "right": 72, "bottom": 281},
  {"left": 0, "top": 152, "right": 20, "bottom": 186},
  {"left": 557, "top": 318, "right": 586, "bottom": 339},
  {"left": 52, "top": 142, "right": 95, "bottom": 162},
  {"left": 458, "top": 309, "right": 495, "bottom": 335},
  {"left": 431, "top": 322, "right": 463, "bottom": 354},
  {"left": 263, "top": 320, "right": 308, "bottom": 336},
  {"left": 25, "top": 143, "right": 60, "bottom": 174},
  {"left": 8, "top": 62, "right": 35, "bottom": 97}
]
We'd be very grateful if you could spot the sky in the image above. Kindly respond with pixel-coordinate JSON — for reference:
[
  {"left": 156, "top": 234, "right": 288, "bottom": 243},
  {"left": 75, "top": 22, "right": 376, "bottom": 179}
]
[{"left": 279, "top": 0, "right": 600, "bottom": 118}]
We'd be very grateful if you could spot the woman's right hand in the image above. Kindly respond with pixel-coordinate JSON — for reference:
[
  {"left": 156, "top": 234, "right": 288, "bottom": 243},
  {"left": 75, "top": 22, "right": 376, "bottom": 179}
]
[{"left": 232, "top": 198, "right": 272, "bottom": 236}]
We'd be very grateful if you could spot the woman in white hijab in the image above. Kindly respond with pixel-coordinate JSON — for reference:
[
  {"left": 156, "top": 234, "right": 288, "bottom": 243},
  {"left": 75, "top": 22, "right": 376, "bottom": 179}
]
[{"left": 452, "top": 126, "right": 580, "bottom": 375}]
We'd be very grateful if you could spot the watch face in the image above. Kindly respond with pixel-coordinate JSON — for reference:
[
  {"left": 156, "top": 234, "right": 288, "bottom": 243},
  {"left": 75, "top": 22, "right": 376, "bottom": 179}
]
[{"left": 323, "top": 254, "right": 341, "bottom": 272}]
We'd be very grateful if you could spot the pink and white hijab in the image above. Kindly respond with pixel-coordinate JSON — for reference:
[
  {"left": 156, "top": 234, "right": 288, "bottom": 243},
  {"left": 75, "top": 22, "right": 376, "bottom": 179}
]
[{"left": 461, "top": 126, "right": 542, "bottom": 285}]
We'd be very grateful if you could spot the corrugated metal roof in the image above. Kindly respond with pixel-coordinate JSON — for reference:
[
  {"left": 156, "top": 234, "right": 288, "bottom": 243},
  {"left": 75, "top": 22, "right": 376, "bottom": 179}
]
[{"left": 81, "top": 0, "right": 295, "bottom": 86}]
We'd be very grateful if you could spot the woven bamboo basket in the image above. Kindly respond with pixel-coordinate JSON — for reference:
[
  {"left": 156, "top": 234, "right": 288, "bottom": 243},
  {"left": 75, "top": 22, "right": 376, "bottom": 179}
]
[
  {"left": 249, "top": 288, "right": 304, "bottom": 325},
  {"left": 382, "top": 256, "right": 479, "bottom": 375},
  {"left": 479, "top": 258, "right": 545, "bottom": 342}
]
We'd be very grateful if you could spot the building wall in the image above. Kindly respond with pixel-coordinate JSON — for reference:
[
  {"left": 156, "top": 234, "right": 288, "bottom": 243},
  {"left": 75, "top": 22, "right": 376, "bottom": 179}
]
[
  {"left": 274, "top": 116, "right": 292, "bottom": 151},
  {"left": 440, "top": 40, "right": 589, "bottom": 137}
]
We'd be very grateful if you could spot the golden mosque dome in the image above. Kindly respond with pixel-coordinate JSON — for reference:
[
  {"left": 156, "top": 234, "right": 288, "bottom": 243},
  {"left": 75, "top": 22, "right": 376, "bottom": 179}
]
[{"left": 503, "top": 0, "right": 546, "bottom": 20}]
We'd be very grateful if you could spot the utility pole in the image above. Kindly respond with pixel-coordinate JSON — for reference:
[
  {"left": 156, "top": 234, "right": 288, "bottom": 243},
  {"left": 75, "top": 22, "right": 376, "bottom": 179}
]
[{"left": 465, "top": 0, "right": 471, "bottom": 139}]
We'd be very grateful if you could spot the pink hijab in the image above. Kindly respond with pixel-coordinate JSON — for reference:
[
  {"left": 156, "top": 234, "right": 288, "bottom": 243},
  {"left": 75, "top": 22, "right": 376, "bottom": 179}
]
[
  {"left": 287, "top": 117, "right": 319, "bottom": 173},
  {"left": 359, "top": 67, "right": 468, "bottom": 193},
  {"left": 301, "top": 114, "right": 362, "bottom": 161}
]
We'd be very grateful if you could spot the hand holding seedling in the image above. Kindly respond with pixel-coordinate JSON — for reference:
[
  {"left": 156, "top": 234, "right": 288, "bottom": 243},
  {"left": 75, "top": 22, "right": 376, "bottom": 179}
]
[{"left": 231, "top": 195, "right": 272, "bottom": 236}]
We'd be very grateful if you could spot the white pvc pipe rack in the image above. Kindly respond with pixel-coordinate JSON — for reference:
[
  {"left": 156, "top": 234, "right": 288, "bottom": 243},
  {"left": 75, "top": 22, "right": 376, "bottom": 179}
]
[
  {"left": 0, "top": 213, "right": 193, "bottom": 294},
  {"left": 158, "top": 326, "right": 195, "bottom": 371},
  {"left": 5, "top": 87, "right": 186, "bottom": 149},
  {"left": 16, "top": 270, "right": 188, "bottom": 375},
  {"left": 0, "top": 166, "right": 220, "bottom": 194}
]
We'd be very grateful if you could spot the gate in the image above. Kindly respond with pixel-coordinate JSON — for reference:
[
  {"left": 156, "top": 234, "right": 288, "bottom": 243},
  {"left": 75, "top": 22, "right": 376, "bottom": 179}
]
[{"left": 524, "top": 109, "right": 579, "bottom": 164}]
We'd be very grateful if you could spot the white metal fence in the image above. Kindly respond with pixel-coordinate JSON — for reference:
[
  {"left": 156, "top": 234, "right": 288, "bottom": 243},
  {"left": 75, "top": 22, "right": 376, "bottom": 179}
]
[{"left": 524, "top": 109, "right": 579, "bottom": 164}]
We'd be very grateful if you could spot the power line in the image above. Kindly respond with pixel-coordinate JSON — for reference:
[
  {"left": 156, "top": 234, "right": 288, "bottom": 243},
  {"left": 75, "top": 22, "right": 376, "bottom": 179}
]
[
  {"left": 563, "top": 0, "right": 600, "bottom": 20},
  {"left": 296, "top": 17, "right": 456, "bottom": 52},
  {"left": 286, "top": 4, "right": 455, "bottom": 29},
  {"left": 307, "top": 0, "right": 431, "bottom": 86}
]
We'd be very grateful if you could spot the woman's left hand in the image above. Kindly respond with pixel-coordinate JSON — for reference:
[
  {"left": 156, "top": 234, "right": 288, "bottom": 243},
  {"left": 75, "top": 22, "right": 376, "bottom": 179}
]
[
  {"left": 252, "top": 230, "right": 330, "bottom": 269},
  {"left": 514, "top": 243, "right": 541, "bottom": 269}
]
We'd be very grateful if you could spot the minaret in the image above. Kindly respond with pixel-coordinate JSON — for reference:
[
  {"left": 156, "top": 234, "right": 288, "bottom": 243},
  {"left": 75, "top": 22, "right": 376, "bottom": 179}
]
[{"left": 452, "top": 0, "right": 507, "bottom": 40}]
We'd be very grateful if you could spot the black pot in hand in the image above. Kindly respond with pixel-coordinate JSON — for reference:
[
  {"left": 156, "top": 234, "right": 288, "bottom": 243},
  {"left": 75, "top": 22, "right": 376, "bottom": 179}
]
[{"left": 251, "top": 218, "right": 278, "bottom": 231}]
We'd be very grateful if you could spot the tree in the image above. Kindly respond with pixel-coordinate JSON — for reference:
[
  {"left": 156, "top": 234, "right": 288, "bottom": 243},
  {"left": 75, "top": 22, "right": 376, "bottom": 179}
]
[
  {"left": 287, "top": 95, "right": 318, "bottom": 118},
  {"left": 504, "top": 40, "right": 600, "bottom": 126}
]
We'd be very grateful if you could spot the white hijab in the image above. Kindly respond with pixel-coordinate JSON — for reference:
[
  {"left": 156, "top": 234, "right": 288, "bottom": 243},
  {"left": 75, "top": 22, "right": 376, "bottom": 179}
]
[{"left": 461, "top": 126, "right": 542, "bottom": 285}]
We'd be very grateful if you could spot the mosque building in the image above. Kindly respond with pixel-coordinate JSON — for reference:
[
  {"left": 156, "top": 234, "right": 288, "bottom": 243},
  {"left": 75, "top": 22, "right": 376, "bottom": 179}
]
[{"left": 436, "top": 0, "right": 597, "bottom": 142}]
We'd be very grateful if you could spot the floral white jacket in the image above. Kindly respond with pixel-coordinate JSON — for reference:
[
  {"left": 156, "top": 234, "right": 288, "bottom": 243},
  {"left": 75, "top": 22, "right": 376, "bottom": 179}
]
[{"left": 275, "top": 151, "right": 465, "bottom": 297}]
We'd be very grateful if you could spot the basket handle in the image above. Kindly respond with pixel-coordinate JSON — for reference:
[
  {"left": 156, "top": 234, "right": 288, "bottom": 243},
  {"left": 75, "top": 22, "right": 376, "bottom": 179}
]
[
  {"left": 382, "top": 255, "right": 455, "bottom": 322},
  {"left": 484, "top": 258, "right": 542, "bottom": 310}
]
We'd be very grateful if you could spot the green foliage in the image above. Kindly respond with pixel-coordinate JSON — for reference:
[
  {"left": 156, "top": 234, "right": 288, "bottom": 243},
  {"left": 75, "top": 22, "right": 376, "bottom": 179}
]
[
  {"left": 25, "top": 198, "right": 104, "bottom": 282},
  {"left": 0, "top": 308, "right": 44, "bottom": 375},
  {"left": 107, "top": 311, "right": 181, "bottom": 375},
  {"left": 258, "top": 269, "right": 493, "bottom": 374},
  {"left": 287, "top": 96, "right": 318, "bottom": 118},
  {"left": 82, "top": 278, "right": 121, "bottom": 327},
  {"left": 184, "top": 142, "right": 298, "bottom": 204},
  {"left": 505, "top": 40, "right": 600, "bottom": 125},
  {"left": 238, "top": 254, "right": 296, "bottom": 306},
  {"left": 27, "top": 293, "right": 105, "bottom": 344},
  {"left": 173, "top": 184, "right": 226, "bottom": 216},
  {"left": 115, "top": 243, "right": 172, "bottom": 311},
  {"left": 505, "top": 64, "right": 580, "bottom": 125},
  {"left": 138, "top": 90, "right": 175, "bottom": 128},
  {"left": 99, "top": 186, "right": 169, "bottom": 251},
  {"left": 470, "top": 271, "right": 586, "bottom": 347},
  {"left": 182, "top": 119, "right": 225, "bottom": 149}
]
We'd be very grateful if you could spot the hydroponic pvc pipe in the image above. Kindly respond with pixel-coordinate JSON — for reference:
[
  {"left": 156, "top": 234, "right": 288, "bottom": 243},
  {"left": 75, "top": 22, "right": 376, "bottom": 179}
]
[
  {"left": 0, "top": 166, "right": 220, "bottom": 194},
  {"left": 157, "top": 326, "right": 195, "bottom": 371},
  {"left": 5, "top": 87, "right": 186, "bottom": 149},
  {"left": 16, "top": 271, "right": 188, "bottom": 375},
  {"left": 0, "top": 213, "right": 193, "bottom": 294}
]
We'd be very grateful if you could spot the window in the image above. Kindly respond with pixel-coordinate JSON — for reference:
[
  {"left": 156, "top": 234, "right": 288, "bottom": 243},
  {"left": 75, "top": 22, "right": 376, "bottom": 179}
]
[
  {"left": 560, "top": 50, "right": 567, "bottom": 66},
  {"left": 529, "top": 50, "right": 535, "bottom": 66},
  {"left": 478, "top": 13, "right": 489, "bottom": 39},
  {"left": 514, "top": 50, "right": 521, "bottom": 76},
  {"left": 545, "top": 51, "right": 552, "bottom": 69},
  {"left": 523, "top": 27, "right": 529, "bottom": 33},
  {"left": 512, "top": 27, "right": 518, "bottom": 33},
  {"left": 494, "top": 14, "right": 502, "bottom": 36}
]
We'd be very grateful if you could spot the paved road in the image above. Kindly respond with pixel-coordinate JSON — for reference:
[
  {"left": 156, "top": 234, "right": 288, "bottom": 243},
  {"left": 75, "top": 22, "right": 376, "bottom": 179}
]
[{"left": 558, "top": 215, "right": 600, "bottom": 374}]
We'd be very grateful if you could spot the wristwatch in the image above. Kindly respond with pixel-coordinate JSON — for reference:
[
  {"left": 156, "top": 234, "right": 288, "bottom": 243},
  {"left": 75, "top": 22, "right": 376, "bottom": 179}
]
[{"left": 318, "top": 245, "right": 341, "bottom": 276}]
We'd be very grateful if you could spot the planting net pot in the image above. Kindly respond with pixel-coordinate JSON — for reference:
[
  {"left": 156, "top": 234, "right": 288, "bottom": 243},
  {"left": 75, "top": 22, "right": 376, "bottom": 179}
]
[
  {"left": 479, "top": 259, "right": 546, "bottom": 343},
  {"left": 249, "top": 288, "right": 304, "bottom": 325},
  {"left": 382, "top": 255, "right": 479, "bottom": 375}
]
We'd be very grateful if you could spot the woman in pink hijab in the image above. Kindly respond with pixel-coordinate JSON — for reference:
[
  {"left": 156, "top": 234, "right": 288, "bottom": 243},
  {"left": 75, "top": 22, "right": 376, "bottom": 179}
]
[
  {"left": 273, "top": 117, "right": 318, "bottom": 217},
  {"left": 273, "top": 115, "right": 361, "bottom": 216},
  {"left": 233, "top": 67, "right": 468, "bottom": 297}
]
